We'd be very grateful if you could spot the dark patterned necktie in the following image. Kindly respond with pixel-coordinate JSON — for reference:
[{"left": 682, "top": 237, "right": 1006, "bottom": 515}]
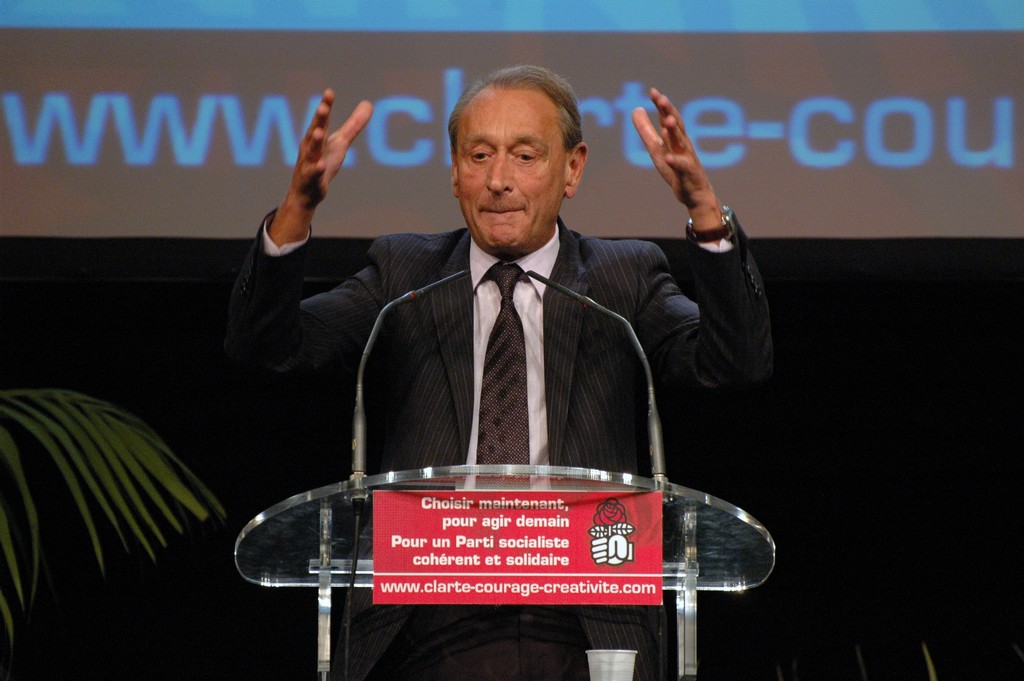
[{"left": 477, "top": 262, "right": 530, "bottom": 465}]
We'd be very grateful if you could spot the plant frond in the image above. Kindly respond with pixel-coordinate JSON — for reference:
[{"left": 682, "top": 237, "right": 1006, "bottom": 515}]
[
  {"left": 0, "top": 588, "right": 13, "bottom": 654},
  {"left": 114, "top": 419, "right": 225, "bottom": 521},
  {"left": 30, "top": 392, "right": 132, "bottom": 542},
  {"left": 1, "top": 397, "right": 115, "bottom": 568},
  {"left": 57, "top": 398, "right": 166, "bottom": 559},
  {"left": 1, "top": 430, "right": 29, "bottom": 614},
  {"left": 921, "top": 641, "right": 937, "bottom": 681},
  {"left": 84, "top": 392, "right": 226, "bottom": 523},
  {"left": 0, "top": 388, "right": 226, "bottom": 657},
  {"left": 854, "top": 643, "right": 869, "bottom": 681}
]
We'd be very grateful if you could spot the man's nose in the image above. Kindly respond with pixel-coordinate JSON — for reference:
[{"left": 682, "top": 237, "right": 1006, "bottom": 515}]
[{"left": 486, "top": 153, "right": 513, "bottom": 192}]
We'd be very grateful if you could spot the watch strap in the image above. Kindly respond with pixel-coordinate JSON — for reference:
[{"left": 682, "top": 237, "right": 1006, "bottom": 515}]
[{"left": 686, "top": 205, "right": 736, "bottom": 243}]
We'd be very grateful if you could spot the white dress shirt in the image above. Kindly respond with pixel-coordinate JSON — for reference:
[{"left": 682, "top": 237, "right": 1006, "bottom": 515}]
[{"left": 465, "top": 229, "right": 560, "bottom": 466}]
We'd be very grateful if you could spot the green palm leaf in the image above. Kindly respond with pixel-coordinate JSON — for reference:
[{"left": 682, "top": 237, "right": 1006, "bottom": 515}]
[
  {"left": 0, "top": 388, "right": 226, "bottom": 654},
  {"left": 1, "top": 397, "right": 120, "bottom": 567},
  {"left": 1, "top": 426, "right": 36, "bottom": 618}
]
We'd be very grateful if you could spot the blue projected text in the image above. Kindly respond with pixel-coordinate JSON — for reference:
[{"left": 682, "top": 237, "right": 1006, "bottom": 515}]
[{"left": 2, "top": 70, "right": 1016, "bottom": 171}]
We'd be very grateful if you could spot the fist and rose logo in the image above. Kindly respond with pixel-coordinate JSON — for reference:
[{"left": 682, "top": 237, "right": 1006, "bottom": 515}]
[{"left": 588, "top": 498, "right": 636, "bottom": 566}]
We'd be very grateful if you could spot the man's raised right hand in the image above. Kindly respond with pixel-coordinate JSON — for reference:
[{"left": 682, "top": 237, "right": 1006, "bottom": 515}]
[{"left": 269, "top": 89, "right": 374, "bottom": 246}]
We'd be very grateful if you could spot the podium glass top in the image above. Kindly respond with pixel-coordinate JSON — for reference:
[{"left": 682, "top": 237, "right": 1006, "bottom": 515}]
[{"left": 235, "top": 465, "right": 774, "bottom": 592}]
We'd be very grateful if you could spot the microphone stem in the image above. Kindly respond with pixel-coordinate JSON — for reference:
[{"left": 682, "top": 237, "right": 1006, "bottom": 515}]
[
  {"left": 350, "top": 270, "right": 469, "bottom": 479},
  {"left": 525, "top": 270, "right": 668, "bottom": 481}
]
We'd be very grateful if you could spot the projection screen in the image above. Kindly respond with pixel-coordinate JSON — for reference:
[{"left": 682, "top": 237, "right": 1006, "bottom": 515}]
[{"left": 2, "top": 1, "right": 1022, "bottom": 253}]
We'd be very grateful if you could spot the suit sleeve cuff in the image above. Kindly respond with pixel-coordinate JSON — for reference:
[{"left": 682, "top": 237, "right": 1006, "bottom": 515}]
[
  {"left": 696, "top": 238, "right": 735, "bottom": 254},
  {"left": 260, "top": 211, "right": 310, "bottom": 257}
]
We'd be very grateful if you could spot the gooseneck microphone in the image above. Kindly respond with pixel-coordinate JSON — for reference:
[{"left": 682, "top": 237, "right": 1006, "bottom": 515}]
[
  {"left": 350, "top": 269, "right": 470, "bottom": 480},
  {"left": 525, "top": 270, "right": 667, "bottom": 482},
  {"left": 342, "top": 268, "right": 469, "bottom": 681}
]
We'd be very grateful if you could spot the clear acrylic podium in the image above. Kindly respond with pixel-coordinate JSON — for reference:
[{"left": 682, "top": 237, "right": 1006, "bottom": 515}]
[{"left": 235, "top": 465, "right": 774, "bottom": 680}]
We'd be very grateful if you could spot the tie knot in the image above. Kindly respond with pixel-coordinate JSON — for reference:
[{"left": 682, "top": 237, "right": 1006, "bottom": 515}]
[{"left": 487, "top": 262, "right": 523, "bottom": 300}]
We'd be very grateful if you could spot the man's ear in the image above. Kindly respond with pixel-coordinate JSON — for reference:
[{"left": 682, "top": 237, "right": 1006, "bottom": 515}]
[
  {"left": 563, "top": 142, "right": 588, "bottom": 199},
  {"left": 450, "top": 152, "right": 460, "bottom": 197}
]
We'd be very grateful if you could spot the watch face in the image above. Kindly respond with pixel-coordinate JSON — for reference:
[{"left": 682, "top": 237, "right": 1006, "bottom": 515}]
[{"left": 722, "top": 207, "right": 737, "bottom": 239}]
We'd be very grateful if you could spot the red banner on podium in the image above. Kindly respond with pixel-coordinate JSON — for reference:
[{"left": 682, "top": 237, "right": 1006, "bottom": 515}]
[{"left": 373, "top": 490, "right": 663, "bottom": 605}]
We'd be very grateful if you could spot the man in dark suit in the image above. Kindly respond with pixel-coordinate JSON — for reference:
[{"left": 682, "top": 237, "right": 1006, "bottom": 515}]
[{"left": 227, "top": 65, "right": 771, "bottom": 681}]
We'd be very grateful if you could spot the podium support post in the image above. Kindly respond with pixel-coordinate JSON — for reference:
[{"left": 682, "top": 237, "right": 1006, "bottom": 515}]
[
  {"left": 674, "top": 504, "right": 698, "bottom": 679},
  {"left": 317, "top": 499, "right": 332, "bottom": 680}
]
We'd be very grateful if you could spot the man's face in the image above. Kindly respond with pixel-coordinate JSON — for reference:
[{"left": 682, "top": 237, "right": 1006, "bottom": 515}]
[{"left": 451, "top": 87, "right": 587, "bottom": 260}]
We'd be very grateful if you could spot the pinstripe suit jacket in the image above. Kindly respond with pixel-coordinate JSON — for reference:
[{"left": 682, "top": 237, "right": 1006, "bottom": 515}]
[{"left": 226, "top": 215, "right": 772, "bottom": 680}]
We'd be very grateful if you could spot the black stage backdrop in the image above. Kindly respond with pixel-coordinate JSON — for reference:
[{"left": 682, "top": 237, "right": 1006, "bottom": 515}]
[{"left": 2, "top": 240, "right": 1023, "bottom": 681}]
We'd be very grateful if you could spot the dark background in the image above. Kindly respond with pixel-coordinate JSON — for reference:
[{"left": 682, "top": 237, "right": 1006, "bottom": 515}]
[{"left": 2, "top": 237, "right": 1023, "bottom": 680}]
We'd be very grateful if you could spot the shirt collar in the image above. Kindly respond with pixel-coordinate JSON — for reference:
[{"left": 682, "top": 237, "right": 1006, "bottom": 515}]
[{"left": 469, "top": 226, "right": 561, "bottom": 299}]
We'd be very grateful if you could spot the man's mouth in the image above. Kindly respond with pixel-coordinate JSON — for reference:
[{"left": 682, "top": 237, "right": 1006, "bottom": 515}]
[{"left": 482, "top": 204, "right": 523, "bottom": 214}]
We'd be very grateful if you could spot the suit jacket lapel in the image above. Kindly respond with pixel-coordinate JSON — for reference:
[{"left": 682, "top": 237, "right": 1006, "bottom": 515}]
[
  {"left": 544, "top": 220, "right": 588, "bottom": 466},
  {"left": 432, "top": 232, "right": 475, "bottom": 461}
]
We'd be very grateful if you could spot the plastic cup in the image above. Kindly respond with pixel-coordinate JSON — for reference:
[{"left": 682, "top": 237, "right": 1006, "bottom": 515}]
[{"left": 586, "top": 649, "right": 637, "bottom": 681}]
